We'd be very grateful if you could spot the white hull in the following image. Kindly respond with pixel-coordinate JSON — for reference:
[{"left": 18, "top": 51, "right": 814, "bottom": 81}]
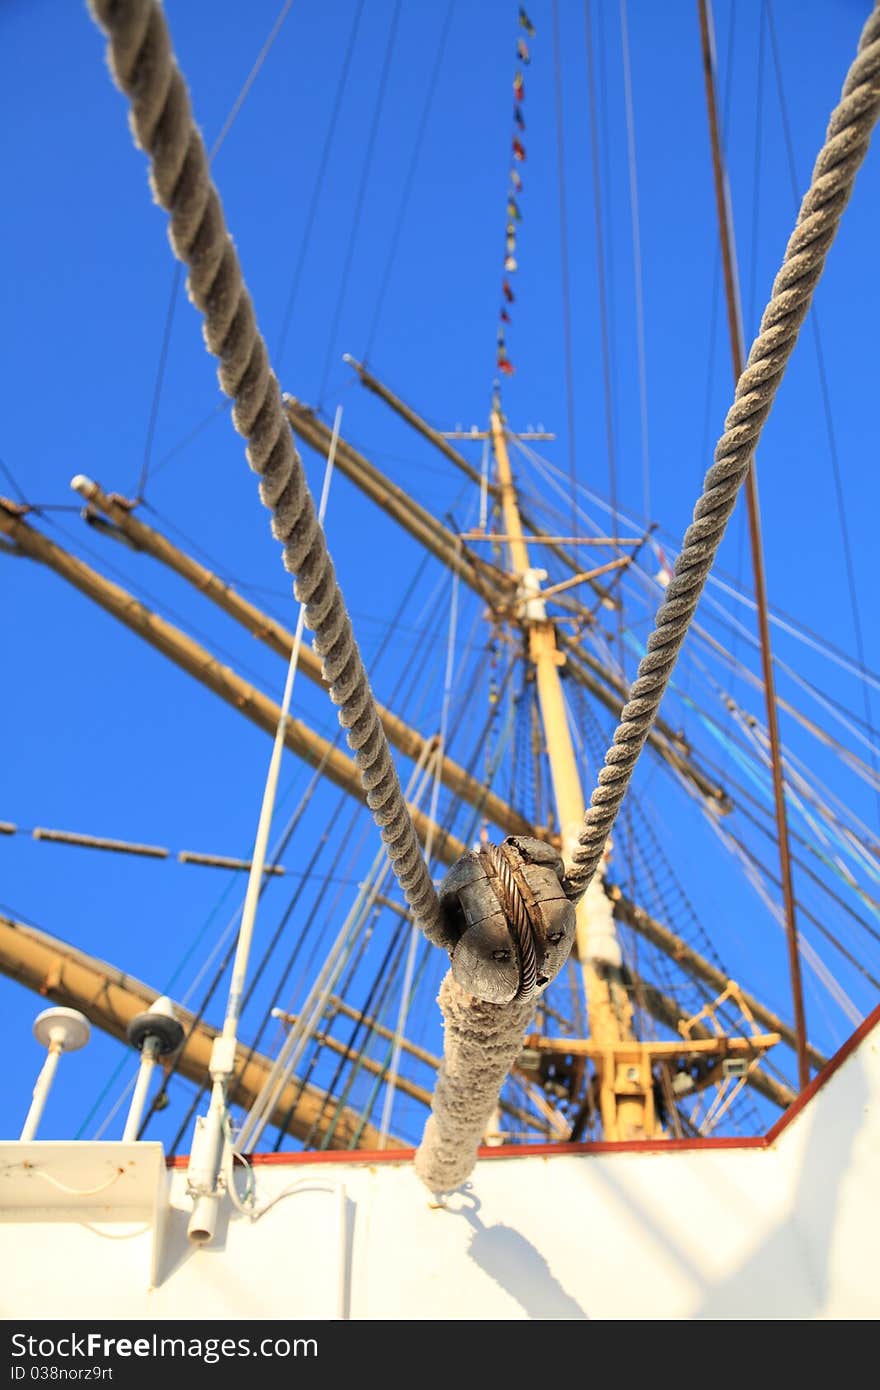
[{"left": 3, "top": 1006, "right": 878, "bottom": 1321}]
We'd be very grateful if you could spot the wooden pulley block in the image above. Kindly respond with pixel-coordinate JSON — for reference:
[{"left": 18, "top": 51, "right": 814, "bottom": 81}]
[{"left": 440, "top": 835, "right": 576, "bottom": 1004}]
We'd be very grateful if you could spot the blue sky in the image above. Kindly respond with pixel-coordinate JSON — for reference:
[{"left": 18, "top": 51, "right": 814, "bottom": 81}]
[{"left": 1, "top": 0, "right": 878, "bottom": 1148}]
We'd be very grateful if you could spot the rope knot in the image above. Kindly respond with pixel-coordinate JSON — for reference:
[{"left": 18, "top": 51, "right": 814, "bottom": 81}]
[{"left": 439, "top": 836, "right": 576, "bottom": 1004}]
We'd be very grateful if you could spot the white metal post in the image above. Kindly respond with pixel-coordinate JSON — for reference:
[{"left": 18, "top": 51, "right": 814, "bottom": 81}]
[
  {"left": 186, "top": 408, "right": 341, "bottom": 1242},
  {"left": 122, "top": 1035, "right": 161, "bottom": 1142},
  {"left": 20, "top": 1046, "right": 62, "bottom": 1142}
]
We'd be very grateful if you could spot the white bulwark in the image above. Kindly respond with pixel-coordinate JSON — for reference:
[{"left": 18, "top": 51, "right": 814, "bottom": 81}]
[{"left": 2, "top": 1007, "right": 878, "bottom": 1320}]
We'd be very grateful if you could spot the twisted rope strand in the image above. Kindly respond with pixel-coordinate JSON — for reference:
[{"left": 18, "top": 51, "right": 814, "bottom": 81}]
[
  {"left": 414, "top": 974, "right": 536, "bottom": 1193},
  {"left": 564, "top": 4, "right": 880, "bottom": 902},
  {"left": 88, "top": 0, "right": 445, "bottom": 947}
]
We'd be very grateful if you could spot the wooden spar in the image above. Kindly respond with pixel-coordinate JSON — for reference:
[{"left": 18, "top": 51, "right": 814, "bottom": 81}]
[
  {"left": 270, "top": 982, "right": 794, "bottom": 1123},
  {"left": 525, "top": 1033, "right": 782, "bottom": 1058},
  {"left": 441, "top": 432, "right": 556, "bottom": 441},
  {"left": 630, "top": 978, "right": 794, "bottom": 1110},
  {"left": 342, "top": 356, "right": 620, "bottom": 609},
  {"left": 70, "top": 476, "right": 537, "bottom": 843},
  {"left": 281, "top": 998, "right": 546, "bottom": 1131},
  {"left": 0, "top": 912, "right": 399, "bottom": 1150},
  {"left": 461, "top": 534, "right": 644, "bottom": 545},
  {"left": 609, "top": 887, "right": 827, "bottom": 1071},
  {"left": 340, "top": 897, "right": 798, "bottom": 1108},
  {"left": 0, "top": 502, "right": 466, "bottom": 866},
  {"left": 276, "top": 405, "right": 733, "bottom": 812},
  {"left": 32, "top": 828, "right": 169, "bottom": 858},
  {"left": 489, "top": 407, "right": 655, "bottom": 1140},
  {"left": 540, "top": 556, "right": 631, "bottom": 600},
  {"left": 343, "top": 355, "right": 501, "bottom": 496},
  {"left": 15, "top": 825, "right": 286, "bottom": 874},
  {"left": 698, "top": 0, "right": 809, "bottom": 1090},
  {"left": 523, "top": 1030, "right": 787, "bottom": 1127},
  {"left": 375, "top": 894, "right": 413, "bottom": 920},
  {"left": 0, "top": 501, "right": 811, "bottom": 1080},
  {"left": 274, "top": 1017, "right": 435, "bottom": 1108},
  {"left": 73, "top": 478, "right": 733, "bottom": 821},
  {"left": 0, "top": 908, "right": 792, "bottom": 1129},
  {"left": 319, "top": 997, "right": 441, "bottom": 1067},
  {"left": 282, "top": 397, "right": 511, "bottom": 606},
  {"left": 176, "top": 851, "right": 285, "bottom": 874}
]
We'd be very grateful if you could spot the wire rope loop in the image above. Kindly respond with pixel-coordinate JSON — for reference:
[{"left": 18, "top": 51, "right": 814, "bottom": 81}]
[
  {"left": 440, "top": 836, "right": 576, "bottom": 1005},
  {"left": 480, "top": 843, "right": 539, "bottom": 1002}
]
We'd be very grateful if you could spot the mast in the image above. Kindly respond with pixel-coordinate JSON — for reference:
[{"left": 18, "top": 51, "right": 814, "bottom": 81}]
[
  {"left": 0, "top": 498, "right": 812, "bottom": 1128},
  {"left": 490, "top": 403, "right": 655, "bottom": 1140},
  {"left": 698, "top": 0, "right": 809, "bottom": 1090},
  {"left": 282, "top": 400, "right": 733, "bottom": 810},
  {"left": 343, "top": 354, "right": 620, "bottom": 610}
]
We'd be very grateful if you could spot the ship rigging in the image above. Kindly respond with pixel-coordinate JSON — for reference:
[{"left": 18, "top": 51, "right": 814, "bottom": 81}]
[{"left": 1, "top": 0, "right": 879, "bottom": 1189}]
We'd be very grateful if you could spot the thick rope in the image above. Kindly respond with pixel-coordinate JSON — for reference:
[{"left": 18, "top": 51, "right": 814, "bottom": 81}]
[
  {"left": 564, "top": 3, "right": 880, "bottom": 903},
  {"left": 416, "top": 4, "right": 880, "bottom": 1195},
  {"left": 88, "top": 0, "right": 446, "bottom": 948},
  {"left": 414, "top": 974, "right": 535, "bottom": 1193}
]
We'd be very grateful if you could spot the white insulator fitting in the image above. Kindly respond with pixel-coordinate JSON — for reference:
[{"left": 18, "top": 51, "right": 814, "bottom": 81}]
[
  {"left": 209, "top": 1036, "right": 237, "bottom": 1083},
  {"left": 518, "top": 568, "right": 548, "bottom": 623}
]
